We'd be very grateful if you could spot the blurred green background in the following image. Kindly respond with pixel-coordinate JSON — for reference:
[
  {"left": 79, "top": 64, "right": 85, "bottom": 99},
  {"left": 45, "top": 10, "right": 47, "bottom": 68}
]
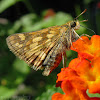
[{"left": 0, "top": 0, "right": 100, "bottom": 99}]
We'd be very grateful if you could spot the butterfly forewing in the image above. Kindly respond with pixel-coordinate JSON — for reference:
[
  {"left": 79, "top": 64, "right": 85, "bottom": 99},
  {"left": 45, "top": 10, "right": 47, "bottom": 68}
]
[{"left": 6, "top": 26, "right": 68, "bottom": 76}]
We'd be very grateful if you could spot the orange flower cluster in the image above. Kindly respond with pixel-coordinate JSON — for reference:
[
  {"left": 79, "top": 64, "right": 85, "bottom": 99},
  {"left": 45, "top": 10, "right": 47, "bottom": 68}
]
[{"left": 52, "top": 35, "right": 100, "bottom": 100}]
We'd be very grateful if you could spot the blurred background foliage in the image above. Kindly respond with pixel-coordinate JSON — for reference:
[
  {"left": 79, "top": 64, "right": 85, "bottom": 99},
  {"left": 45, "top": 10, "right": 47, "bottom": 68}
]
[{"left": 0, "top": 0, "right": 100, "bottom": 99}]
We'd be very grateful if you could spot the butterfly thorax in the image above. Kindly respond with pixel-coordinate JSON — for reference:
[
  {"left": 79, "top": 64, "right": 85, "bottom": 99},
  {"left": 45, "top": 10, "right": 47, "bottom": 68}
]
[{"left": 58, "top": 20, "right": 80, "bottom": 50}]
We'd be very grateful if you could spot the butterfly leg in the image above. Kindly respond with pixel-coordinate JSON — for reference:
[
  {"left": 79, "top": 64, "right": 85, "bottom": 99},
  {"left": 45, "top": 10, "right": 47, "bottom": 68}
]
[
  {"left": 72, "top": 29, "right": 89, "bottom": 44},
  {"left": 70, "top": 29, "right": 77, "bottom": 49},
  {"left": 73, "top": 29, "right": 91, "bottom": 39},
  {"left": 64, "top": 52, "right": 67, "bottom": 68},
  {"left": 72, "top": 29, "right": 82, "bottom": 40},
  {"left": 62, "top": 52, "right": 67, "bottom": 68},
  {"left": 80, "top": 34, "right": 91, "bottom": 38}
]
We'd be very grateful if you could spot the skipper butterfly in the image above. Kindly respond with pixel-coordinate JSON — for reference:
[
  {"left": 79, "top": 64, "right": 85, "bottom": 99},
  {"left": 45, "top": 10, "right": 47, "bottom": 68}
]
[{"left": 6, "top": 9, "right": 87, "bottom": 76}]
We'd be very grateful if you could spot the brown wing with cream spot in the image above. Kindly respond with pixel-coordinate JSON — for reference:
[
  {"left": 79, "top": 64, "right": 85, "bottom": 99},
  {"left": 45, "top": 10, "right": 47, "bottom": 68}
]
[{"left": 6, "top": 26, "right": 65, "bottom": 74}]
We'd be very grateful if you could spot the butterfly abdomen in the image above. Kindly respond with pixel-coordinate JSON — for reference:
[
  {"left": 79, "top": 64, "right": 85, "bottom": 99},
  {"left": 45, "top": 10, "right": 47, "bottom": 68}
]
[
  {"left": 42, "top": 43, "right": 63, "bottom": 76},
  {"left": 42, "top": 52, "right": 62, "bottom": 76}
]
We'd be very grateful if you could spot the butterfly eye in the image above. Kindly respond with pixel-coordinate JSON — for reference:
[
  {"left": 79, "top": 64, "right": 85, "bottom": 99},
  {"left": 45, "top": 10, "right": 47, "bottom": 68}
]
[{"left": 71, "top": 22, "right": 76, "bottom": 28}]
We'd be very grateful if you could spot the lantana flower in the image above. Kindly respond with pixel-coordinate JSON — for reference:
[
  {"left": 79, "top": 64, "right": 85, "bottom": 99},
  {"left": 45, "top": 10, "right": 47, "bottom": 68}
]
[{"left": 52, "top": 35, "right": 100, "bottom": 100}]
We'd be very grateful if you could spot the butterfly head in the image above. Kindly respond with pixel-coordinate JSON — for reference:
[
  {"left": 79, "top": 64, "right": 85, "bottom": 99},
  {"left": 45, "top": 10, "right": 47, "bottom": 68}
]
[
  {"left": 70, "top": 20, "right": 80, "bottom": 30},
  {"left": 70, "top": 9, "right": 87, "bottom": 30}
]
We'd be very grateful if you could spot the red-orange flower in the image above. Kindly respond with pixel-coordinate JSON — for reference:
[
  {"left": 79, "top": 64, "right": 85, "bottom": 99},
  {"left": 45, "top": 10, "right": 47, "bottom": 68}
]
[
  {"left": 52, "top": 35, "right": 100, "bottom": 100},
  {"left": 52, "top": 57, "right": 100, "bottom": 100}
]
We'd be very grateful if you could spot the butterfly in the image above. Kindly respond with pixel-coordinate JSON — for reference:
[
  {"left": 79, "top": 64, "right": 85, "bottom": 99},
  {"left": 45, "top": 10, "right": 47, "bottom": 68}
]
[{"left": 6, "top": 9, "right": 87, "bottom": 76}]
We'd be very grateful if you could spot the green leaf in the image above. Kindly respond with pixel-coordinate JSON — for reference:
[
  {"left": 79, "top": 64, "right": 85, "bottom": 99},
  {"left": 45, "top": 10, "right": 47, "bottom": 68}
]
[
  {"left": 0, "top": 0, "right": 21, "bottom": 13},
  {"left": 13, "top": 58, "right": 30, "bottom": 75},
  {"left": 29, "top": 11, "right": 73, "bottom": 31},
  {"left": 11, "top": 58, "right": 30, "bottom": 85},
  {"left": 8, "top": 11, "right": 73, "bottom": 33},
  {"left": 0, "top": 58, "right": 30, "bottom": 99},
  {"left": 87, "top": 89, "right": 100, "bottom": 97},
  {"left": 35, "top": 85, "right": 63, "bottom": 100},
  {"left": 0, "top": 86, "right": 16, "bottom": 99},
  {"left": 8, "top": 13, "right": 37, "bottom": 34},
  {"left": 41, "top": 12, "right": 73, "bottom": 28},
  {"left": 84, "top": 0, "right": 93, "bottom": 4}
]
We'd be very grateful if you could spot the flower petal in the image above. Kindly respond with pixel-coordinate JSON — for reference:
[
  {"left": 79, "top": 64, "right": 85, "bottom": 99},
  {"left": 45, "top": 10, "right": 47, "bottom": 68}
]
[{"left": 71, "top": 35, "right": 100, "bottom": 60}]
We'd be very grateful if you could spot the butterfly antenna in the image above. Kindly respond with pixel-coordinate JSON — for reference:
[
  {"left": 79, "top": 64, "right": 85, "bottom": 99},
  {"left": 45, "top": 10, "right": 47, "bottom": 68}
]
[
  {"left": 80, "top": 25, "right": 96, "bottom": 35},
  {"left": 75, "top": 9, "right": 87, "bottom": 20},
  {"left": 79, "top": 19, "right": 88, "bottom": 22}
]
